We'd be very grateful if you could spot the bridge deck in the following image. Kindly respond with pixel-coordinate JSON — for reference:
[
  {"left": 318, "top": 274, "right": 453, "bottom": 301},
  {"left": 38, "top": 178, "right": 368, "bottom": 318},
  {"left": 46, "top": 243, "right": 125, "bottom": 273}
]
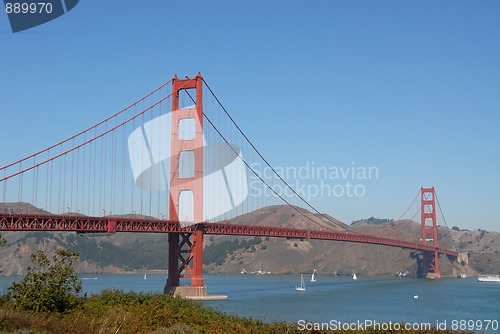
[{"left": 0, "top": 213, "right": 458, "bottom": 257}]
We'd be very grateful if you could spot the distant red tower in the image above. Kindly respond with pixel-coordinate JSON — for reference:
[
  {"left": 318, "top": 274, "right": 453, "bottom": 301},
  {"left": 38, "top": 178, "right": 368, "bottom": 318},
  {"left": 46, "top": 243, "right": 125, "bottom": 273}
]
[{"left": 420, "top": 187, "right": 440, "bottom": 279}]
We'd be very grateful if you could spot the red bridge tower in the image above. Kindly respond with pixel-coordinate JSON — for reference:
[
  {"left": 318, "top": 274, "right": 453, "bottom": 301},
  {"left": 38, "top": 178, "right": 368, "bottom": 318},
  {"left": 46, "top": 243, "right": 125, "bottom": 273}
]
[
  {"left": 164, "top": 74, "right": 206, "bottom": 297},
  {"left": 420, "top": 187, "right": 441, "bottom": 279}
]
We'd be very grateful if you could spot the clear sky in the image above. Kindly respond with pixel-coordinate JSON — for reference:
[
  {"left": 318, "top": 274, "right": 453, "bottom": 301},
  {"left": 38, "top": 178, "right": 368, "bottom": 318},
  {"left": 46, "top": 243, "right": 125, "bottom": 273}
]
[{"left": 1, "top": 1, "right": 499, "bottom": 231}]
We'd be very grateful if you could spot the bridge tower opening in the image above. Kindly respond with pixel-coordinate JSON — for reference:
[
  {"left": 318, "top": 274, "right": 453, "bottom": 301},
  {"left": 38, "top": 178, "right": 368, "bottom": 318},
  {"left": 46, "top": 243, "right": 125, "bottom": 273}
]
[
  {"left": 420, "top": 186, "right": 441, "bottom": 279},
  {"left": 164, "top": 73, "right": 206, "bottom": 298}
]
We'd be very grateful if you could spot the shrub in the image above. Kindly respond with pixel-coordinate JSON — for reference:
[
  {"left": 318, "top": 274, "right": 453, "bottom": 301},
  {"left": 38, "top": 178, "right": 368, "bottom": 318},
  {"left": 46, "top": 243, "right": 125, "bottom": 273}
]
[{"left": 7, "top": 249, "right": 82, "bottom": 314}]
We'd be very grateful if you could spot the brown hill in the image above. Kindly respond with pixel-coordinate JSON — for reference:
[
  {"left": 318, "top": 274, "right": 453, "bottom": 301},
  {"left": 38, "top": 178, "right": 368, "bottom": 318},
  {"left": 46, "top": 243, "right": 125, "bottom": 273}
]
[
  {"left": 203, "top": 206, "right": 465, "bottom": 277},
  {"left": 220, "top": 205, "right": 348, "bottom": 230}
]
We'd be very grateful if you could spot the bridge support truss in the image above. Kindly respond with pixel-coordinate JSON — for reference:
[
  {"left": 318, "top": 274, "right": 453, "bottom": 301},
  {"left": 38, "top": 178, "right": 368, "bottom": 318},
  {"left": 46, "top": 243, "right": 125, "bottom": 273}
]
[
  {"left": 420, "top": 187, "right": 440, "bottom": 279},
  {"left": 165, "top": 226, "right": 206, "bottom": 297},
  {"left": 164, "top": 74, "right": 207, "bottom": 298}
]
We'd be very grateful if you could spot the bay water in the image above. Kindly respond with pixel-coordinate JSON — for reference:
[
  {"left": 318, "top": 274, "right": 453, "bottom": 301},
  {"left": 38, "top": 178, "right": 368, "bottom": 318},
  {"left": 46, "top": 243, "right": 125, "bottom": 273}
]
[{"left": 1, "top": 274, "right": 499, "bottom": 332}]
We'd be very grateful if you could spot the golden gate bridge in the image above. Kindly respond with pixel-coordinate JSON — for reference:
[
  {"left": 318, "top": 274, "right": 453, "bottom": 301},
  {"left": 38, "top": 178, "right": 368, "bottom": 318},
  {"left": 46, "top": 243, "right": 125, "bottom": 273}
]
[{"left": 0, "top": 73, "right": 458, "bottom": 298}]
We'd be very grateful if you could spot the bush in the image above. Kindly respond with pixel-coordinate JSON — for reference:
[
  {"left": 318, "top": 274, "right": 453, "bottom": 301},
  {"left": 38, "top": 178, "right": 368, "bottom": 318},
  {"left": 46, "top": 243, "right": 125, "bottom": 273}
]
[{"left": 7, "top": 249, "right": 82, "bottom": 314}]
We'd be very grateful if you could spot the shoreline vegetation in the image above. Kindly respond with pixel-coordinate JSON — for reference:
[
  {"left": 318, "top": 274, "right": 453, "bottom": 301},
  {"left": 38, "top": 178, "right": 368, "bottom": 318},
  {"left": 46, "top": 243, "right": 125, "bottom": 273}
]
[
  {"left": 0, "top": 290, "right": 467, "bottom": 334},
  {"left": 0, "top": 289, "right": 295, "bottom": 334}
]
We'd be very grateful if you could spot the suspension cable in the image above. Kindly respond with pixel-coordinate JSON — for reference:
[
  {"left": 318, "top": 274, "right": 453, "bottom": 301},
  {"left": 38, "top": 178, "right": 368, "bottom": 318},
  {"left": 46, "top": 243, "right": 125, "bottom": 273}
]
[
  {"left": 435, "top": 190, "right": 458, "bottom": 252},
  {"left": 202, "top": 79, "right": 355, "bottom": 232},
  {"left": 0, "top": 79, "right": 173, "bottom": 173},
  {"left": 374, "top": 189, "right": 421, "bottom": 236}
]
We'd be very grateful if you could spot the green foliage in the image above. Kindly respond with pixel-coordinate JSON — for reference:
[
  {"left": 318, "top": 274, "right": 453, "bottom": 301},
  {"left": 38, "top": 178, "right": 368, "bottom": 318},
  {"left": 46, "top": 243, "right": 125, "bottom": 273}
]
[
  {"left": 65, "top": 234, "right": 168, "bottom": 270},
  {"left": 11, "top": 232, "right": 171, "bottom": 272},
  {"left": 66, "top": 236, "right": 129, "bottom": 268},
  {"left": 15, "top": 232, "right": 52, "bottom": 247},
  {"left": 203, "top": 237, "right": 263, "bottom": 265},
  {"left": 0, "top": 289, "right": 471, "bottom": 333},
  {"left": 480, "top": 229, "right": 487, "bottom": 238},
  {"left": 204, "top": 239, "right": 238, "bottom": 265},
  {"left": 21, "top": 232, "right": 168, "bottom": 271},
  {"left": 7, "top": 249, "right": 82, "bottom": 314},
  {"left": 352, "top": 217, "right": 393, "bottom": 226},
  {"left": 0, "top": 289, "right": 299, "bottom": 334}
]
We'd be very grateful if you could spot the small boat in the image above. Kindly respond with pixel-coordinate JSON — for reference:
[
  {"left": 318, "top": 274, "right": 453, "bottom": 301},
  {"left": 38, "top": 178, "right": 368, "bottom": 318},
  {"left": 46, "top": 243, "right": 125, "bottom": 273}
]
[
  {"left": 352, "top": 272, "right": 358, "bottom": 280},
  {"left": 144, "top": 273, "right": 147, "bottom": 280},
  {"left": 295, "top": 274, "right": 306, "bottom": 291},
  {"left": 477, "top": 275, "right": 500, "bottom": 282},
  {"left": 310, "top": 269, "right": 316, "bottom": 282},
  {"left": 413, "top": 294, "right": 419, "bottom": 299}
]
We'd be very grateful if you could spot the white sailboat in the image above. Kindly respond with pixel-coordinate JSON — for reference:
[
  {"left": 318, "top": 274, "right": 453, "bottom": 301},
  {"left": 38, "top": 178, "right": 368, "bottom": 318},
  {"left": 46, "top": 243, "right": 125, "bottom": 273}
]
[
  {"left": 352, "top": 272, "right": 358, "bottom": 280},
  {"left": 295, "top": 274, "right": 306, "bottom": 291},
  {"left": 310, "top": 269, "right": 316, "bottom": 282},
  {"left": 144, "top": 273, "right": 147, "bottom": 280}
]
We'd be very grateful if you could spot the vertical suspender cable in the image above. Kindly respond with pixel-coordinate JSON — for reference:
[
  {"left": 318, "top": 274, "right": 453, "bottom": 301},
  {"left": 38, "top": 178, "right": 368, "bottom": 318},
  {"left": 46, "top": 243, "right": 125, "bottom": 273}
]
[
  {"left": 45, "top": 150, "right": 50, "bottom": 212},
  {"left": 140, "top": 104, "right": 144, "bottom": 216},
  {"left": 121, "top": 115, "right": 126, "bottom": 216},
  {"left": 88, "top": 132, "right": 93, "bottom": 215},
  {"left": 103, "top": 126, "right": 108, "bottom": 215},
  {"left": 31, "top": 157, "right": 36, "bottom": 207},
  {"left": 2, "top": 168, "right": 6, "bottom": 204},
  {"left": 92, "top": 128, "right": 97, "bottom": 216},
  {"left": 58, "top": 145, "right": 62, "bottom": 213},
  {"left": 157, "top": 93, "right": 161, "bottom": 218},
  {"left": 149, "top": 94, "right": 153, "bottom": 217},
  {"left": 70, "top": 139, "right": 75, "bottom": 212},
  {"left": 18, "top": 164, "right": 22, "bottom": 204},
  {"left": 99, "top": 132, "right": 104, "bottom": 215},
  {"left": 75, "top": 147, "right": 80, "bottom": 212},
  {"left": 111, "top": 117, "right": 116, "bottom": 215},
  {"left": 82, "top": 132, "right": 86, "bottom": 214},
  {"left": 131, "top": 105, "right": 136, "bottom": 217},
  {"left": 63, "top": 154, "right": 67, "bottom": 213}
]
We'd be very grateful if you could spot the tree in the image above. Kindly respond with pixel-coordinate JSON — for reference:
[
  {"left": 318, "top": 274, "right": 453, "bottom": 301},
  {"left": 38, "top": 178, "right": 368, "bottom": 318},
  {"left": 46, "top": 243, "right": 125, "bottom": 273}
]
[{"left": 8, "top": 249, "right": 82, "bottom": 313}]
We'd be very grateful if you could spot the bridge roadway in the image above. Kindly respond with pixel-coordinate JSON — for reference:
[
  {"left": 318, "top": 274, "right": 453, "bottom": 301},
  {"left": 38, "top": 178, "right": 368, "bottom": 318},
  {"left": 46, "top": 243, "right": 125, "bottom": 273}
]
[{"left": 0, "top": 213, "right": 458, "bottom": 257}]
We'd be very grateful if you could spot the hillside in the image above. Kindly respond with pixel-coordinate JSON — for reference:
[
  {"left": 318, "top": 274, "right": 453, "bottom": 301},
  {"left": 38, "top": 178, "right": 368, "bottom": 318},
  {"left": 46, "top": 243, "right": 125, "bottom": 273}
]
[{"left": 1, "top": 203, "right": 499, "bottom": 278}]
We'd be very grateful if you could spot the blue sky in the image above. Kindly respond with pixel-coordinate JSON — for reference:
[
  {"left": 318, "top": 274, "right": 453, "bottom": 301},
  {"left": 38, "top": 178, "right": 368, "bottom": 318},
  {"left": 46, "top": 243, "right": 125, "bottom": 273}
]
[{"left": 1, "top": 1, "right": 499, "bottom": 231}]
